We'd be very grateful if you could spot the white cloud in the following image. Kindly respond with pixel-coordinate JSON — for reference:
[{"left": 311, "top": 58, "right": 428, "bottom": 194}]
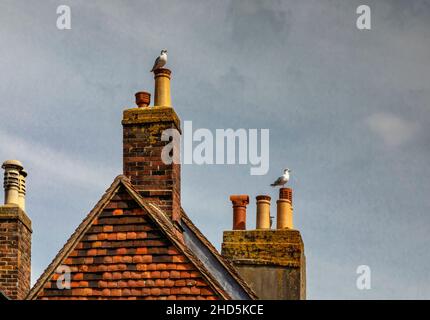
[
  {"left": 366, "top": 113, "right": 420, "bottom": 147},
  {"left": 0, "top": 130, "right": 117, "bottom": 190}
]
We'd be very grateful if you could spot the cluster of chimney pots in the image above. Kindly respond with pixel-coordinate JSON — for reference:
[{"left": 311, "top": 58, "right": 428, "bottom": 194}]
[
  {"left": 1, "top": 162, "right": 295, "bottom": 233},
  {"left": 230, "top": 187, "right": 294, "bottom": 231}
]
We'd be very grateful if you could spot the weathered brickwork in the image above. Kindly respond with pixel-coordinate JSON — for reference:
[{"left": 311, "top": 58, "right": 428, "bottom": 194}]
[
  {"left": 36, "top": 187, "right": 218, "bottom": 300},
  {"left": 222, "top": 229, "right": 306, "bottom": 300},
  {"left": 122, "top": 106, "right": 181, "bottom": 222},
  {"left": 0, "top": 205, "right": 32, "bottom": 300}
]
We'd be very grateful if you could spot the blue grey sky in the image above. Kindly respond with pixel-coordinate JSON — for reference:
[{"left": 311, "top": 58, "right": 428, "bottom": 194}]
[{"left": 1, "top": 0, "right": 429, "bottom": 299}]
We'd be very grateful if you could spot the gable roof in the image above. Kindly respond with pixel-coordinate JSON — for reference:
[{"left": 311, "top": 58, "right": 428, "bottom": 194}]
[{"left": 27, "top": 175, "right": 255, "bottom": 300}]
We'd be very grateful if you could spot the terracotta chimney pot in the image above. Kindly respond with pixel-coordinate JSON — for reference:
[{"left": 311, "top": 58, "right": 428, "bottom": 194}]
[
  {"left": 277, "top": 187, "right": 293, "bottom": 229},
  {"left": 230, "top": 195, "right": 249, "bottom": 230},
  {"left": 135, "top": 91, "right": 151, "bottom": 108}
]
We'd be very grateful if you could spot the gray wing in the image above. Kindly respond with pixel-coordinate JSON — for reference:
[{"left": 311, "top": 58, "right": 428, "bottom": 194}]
[
  {"left": 150, "top": 56, "right": 161, "bottom": 72},
  {"left": 270, "top": 176, "right": 283, "bottom": 186}
]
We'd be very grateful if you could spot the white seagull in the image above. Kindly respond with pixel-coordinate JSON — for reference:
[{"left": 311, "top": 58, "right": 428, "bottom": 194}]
[
  {"left": 150, "top": 49, "right": 168, "bottom": 72},
  {"left": 270, "top": 168, "right": 291, "bottom": 187}
]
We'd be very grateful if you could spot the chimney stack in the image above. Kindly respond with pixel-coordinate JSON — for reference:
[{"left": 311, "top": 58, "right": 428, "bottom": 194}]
[
  {"left": 0, "top": 160, "right": 32, "bottom": 300},
  {"left": 256, "top": 195, "right": 271, "bottom": 229},
  {"left": 154, "top": 68, "right": 172, "bottom": 107},
  {"left": 123, "top": 68, "right": 181, "bottom": 222},
  {"left": 230, "top": 195, "right": 249, "bottom": 230},
  {"left": 277, "top": 188, "right": 293, "bottom": 229},
  {"left": 222, "top": 186, "right": 305, "bottom": 300}
]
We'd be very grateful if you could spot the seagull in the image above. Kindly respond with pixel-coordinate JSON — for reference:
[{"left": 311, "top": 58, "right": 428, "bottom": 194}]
[
  {"left": 150, "top": 49, "right": 168, "bottom": 72},
  {"left": 270, "top": 168, "right": 291, "bottom": 187}
]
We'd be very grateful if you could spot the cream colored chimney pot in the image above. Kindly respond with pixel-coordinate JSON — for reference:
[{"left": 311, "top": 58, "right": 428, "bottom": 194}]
[
  {"left": 2, "top": 160, "right": 27, "bottom": 211},
  {"left": 153, "top": 68, "right": 172, "bottom": 107},
  {"left": 256, "top": 195, "right": 271, "bottom": 229},
  {"left": 2, "top": 160, "right": 23, "bottom": 207}
]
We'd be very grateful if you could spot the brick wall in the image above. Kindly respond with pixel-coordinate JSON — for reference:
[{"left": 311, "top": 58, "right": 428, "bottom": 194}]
[
  {"left": 36, "top": 187, "right": 219, "bottom": 300},
  {"left": 0, "top": 206, "right": 32, "bottom": 300},
  {"left": 122, "top": 106, "right": 181, "bottom": 222}
]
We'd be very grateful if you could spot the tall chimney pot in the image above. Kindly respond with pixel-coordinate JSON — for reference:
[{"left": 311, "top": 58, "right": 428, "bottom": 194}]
[
  {"left": 230, "top": 195, "right": 249, "bottom": 230},
  {"left": 277, "top": 187, "right": 293, "bottom": 229},
  {"left": 256, "top": 195, "right": 271, "bottom": 229},
  {"left": 154, "top": 68, "right": 172, "bottom": 107}
]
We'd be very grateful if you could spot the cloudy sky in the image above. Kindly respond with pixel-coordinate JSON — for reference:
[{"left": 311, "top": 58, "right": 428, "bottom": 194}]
[{"left": 1, "top": 0, "right": 429, "bottom": 299}]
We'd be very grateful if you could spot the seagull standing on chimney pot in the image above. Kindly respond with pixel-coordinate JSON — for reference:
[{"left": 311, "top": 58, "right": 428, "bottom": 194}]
[
  {"left": 150, "top": 49, "right": 168, "bottom": 72},
  {"left": 270, "top": 168, "right": 291, "bottom": 187}
]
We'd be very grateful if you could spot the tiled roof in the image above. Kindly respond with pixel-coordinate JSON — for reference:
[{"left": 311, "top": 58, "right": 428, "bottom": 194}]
[{"left": 27, "top": 175, "right": 255, "bottom": 300}]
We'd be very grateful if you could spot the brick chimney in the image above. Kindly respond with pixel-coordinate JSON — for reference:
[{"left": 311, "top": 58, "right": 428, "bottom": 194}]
[
  {"left": 0, "top": 160, "right": 32, "bottom": 300},
  {"left": 122, "top": 68, "right": 181, "bottom": 222}
]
